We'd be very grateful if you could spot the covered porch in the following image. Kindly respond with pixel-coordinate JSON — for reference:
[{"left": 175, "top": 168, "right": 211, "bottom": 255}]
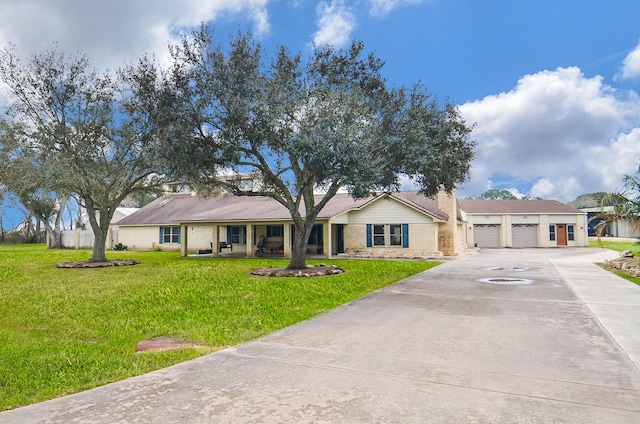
[{"left": 179, "top": 220, "right": 345, "bottom": 259}]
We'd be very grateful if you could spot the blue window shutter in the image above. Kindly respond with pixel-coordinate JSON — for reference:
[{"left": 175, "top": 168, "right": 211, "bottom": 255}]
[
  {"left": 159, "top": 227, "right": 163, "bottom": 244},
  {"left": 177, "top": 226, "right": 181, "bottom": 244},
  {"left": 402, "top": 224, "right": 409, "bottom": 248},
  {"left": 366, "top": 224, "right": 372, "bottom": 247},
  {"left": 227, "top": 228, "right": 232, "bottom": 244}
]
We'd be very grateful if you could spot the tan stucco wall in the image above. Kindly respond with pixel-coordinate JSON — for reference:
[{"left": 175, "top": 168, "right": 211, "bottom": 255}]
[
  {"left": 465, "top": 213, "right": 588, "bottom": 248},
  {"left": 538, "top": 215, "right": 551, "bottom": 247},
  {"left": 457, "top": 222, "right": 469, "bottom": 250},
  {"left": 118, "top": 226, "right": 165, "bottom": 251},
  {"left": 186, "top": 224, "right": 215, "bottom": 250}
]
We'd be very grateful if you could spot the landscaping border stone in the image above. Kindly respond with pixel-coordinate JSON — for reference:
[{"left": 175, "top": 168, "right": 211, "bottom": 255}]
[
  {"left": 56, "top": 259, "right": 140, "bottom": 268},
  {"left": 250, "top": 264, "right": 345, "bottom": 277}
]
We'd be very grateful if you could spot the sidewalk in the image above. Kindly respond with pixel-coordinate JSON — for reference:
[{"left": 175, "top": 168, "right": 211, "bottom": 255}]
[
  {"left": 2, "top": 248, "right": 640, "bottom": 423},
  {"left": 549, "top": 247, "right": 640, "bottom": 372}
]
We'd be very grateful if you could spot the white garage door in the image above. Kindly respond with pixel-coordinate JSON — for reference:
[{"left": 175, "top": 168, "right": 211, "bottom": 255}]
[
  {"left": 474, "top": 224, "right": 500, "bottom": 248},
  {"left": 512, "top": 224, "right": 538, "bottom": 247}
]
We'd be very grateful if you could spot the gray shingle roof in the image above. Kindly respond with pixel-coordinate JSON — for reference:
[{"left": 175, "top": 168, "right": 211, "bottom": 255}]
[
  {"left": 115, "top": 191, "right": 447, "bottom": 226},
  {"left": 458, "top": 199, "right": 584, "bottom": 214}
]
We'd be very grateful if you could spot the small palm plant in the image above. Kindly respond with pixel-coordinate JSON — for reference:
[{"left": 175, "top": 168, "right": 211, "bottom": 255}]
[{"left": 596, "top": 169, "right": 640, "bottom": 243}]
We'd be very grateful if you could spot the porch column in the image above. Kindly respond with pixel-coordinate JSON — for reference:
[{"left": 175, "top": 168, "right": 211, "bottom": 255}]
[
  {"left": 504, "top": 215, "right": 512, "bottom": 247},
  {"left": 324, "top": 221, "right": 332, "bottom": 259},
  {"left": 180, "top": 224, "right": 188, "bottom": 257},
  {"left": 246, "top": 224, "right": 254, "bottom": 257},
  {"left": 283, "top": 224, "right": 291, "bottom": 258},
  {"left": 211, "top": 224, "right": 219, "bottom": 257}
]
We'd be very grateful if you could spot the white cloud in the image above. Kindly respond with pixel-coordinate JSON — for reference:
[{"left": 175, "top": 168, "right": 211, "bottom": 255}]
[
  {"left": 0, "top": 0, "right": 272, "bottom": 71},
  {"left": 459, "top": 67, "right": 640, "bottom": 202},
  {"left": 369, "top": 0, "right": 426, "bottom": 17},
  {"left": 620, "top": 39, "right": 640, "bottom": 80},
  {"left": 312, "top": 0, "right": 356, "bottom": 48}
]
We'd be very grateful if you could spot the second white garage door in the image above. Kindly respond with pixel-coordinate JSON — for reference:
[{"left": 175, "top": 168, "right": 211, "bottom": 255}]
[
  {"left": 512, "top": 224, "right": 538, "bottom": 247},
  {"left": 474, "top": 224, "right": 501, "bottom": 248}
]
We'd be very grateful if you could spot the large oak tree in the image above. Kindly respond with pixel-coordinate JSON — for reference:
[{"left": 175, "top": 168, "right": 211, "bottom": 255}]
[
  {"left": 159, "top": 29, "right": 475, "bottom": 269},
  {"left": 0, "top": 46, "right": 168, "bottom": 262}
]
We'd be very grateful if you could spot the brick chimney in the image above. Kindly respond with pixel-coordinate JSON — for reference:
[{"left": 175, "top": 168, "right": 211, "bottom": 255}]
[{"left": 437, "top": 188, "right": 458, "bottom": 256}]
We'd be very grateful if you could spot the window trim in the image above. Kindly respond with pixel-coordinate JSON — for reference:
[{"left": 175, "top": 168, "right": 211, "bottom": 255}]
[
  {"left": 366, "top": 224, "right": 409, "bottom": 248},
  {"left": 159, "top": 226, "right": 181, "bottom": 244},
  {"left": 228, "top": 226, "right": 246, "bottom": 245},
  {"left": 373, "top": 224, "right": 385, "bottom": 246},
  {"left": 266, "top": 225, "right": 283, "bottom": 238},
  {"left": 567, "top": 225, "right": 575, "bottom": 241}
]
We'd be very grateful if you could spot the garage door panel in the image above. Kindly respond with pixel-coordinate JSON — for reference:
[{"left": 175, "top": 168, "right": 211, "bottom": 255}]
[
  {"left": 474, "top": 224, "right": 500, "bottom": 248},
  {"left": 512, "top": 224, "right": 538, "bottom": 247}
]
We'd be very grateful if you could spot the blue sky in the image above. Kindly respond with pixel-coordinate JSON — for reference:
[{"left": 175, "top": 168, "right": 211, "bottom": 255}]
[{"left": 1, "top": 0, "right": 640, "bottom": 227}]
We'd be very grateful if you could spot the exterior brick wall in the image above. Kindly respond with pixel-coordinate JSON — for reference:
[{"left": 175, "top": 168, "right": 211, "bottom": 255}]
[
  {"left": 342, "top": 223, "right": 442, "bottom": 259},
  {"left": 437, "top": 189, "right": 457, "bottom": 255},
  {"left": 338, "top": 248, "right": 443, "bottom": 259}
]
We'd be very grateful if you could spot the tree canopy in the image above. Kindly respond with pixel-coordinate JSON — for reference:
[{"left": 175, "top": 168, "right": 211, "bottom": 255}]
[
  {"left": 0, "top": 119, "right": 69, "bottom": 246},
  {"left": 0, "top": 46, "right": 169, "bottom": 261},
  {"left": 478, "top": 188, "right": 518, "bottom": 200},
  {"left": 568, "top": 192, "right": 608, "bottom": 208},
  {"left": 158, "top": 29, "right": 475, "bottom": 269}
]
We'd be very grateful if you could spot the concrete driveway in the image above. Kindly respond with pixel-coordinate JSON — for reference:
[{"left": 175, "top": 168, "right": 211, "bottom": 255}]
[{"left": 2, "top": 248, "right": 640, "bottom": 423}]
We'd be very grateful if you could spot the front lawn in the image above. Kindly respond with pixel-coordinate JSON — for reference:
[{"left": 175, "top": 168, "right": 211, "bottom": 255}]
[
  {"left": 589, "top": 237, "right": 640, "bottom": 286},
  {"left": 0, "top": 245, "right": 439, "bottom": 410},
  {"left": 588, "top": 237, "right": 640, "bottom": 256}
]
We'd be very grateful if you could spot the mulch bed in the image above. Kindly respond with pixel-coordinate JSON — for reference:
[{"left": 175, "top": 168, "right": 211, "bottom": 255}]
[
  {"left": 56, "top": 259, "right": 140, "bottom": 268},
  {"left": 250, "top": 264, "right": 345, "bottom": 277}
]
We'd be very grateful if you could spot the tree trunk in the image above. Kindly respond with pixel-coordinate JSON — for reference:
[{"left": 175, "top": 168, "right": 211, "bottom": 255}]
[
  {"left": 36, "top": 218, "right": 42, "bottom": 242},
  {"left": 48, "top": 227, "right": 62, "bottom": 248},
  {"left": 44, "top": 222, "right": 62, "bottom": 249},
  {"left": 90, "top": 227, "right": 109, "bottom": 262},
  {"left": 48, "top": 203, "right": 64, "bottom": 248},
  {"left": 86, "top": 202, "right": 114, "bottom": 263},
  {"left": 286, "top": 221, "right": 315, "bottom": 270}
]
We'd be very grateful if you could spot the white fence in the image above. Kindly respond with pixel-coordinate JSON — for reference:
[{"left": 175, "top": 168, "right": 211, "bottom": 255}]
[{"left": 56, "top": 229, "right": 119, "bottom": 249}]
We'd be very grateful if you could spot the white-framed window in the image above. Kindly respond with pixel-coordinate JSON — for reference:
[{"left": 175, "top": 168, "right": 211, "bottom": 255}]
[
  {"left": 568, "top": 225, "right": 575, "bottom": 241},
  {"left": 549, "top": 225, "right": 556, "bottom": 241},
  {"left": 228, "top": 226, "right": 246, "bottom": 244},
  {"left": 373, "top": 224, "right": 385, "bottom": 246},
  {"left": 367, "top": 224, "right": 408, "bottom": 248},
  {"left": 266, "top": 225, "right": 283, "bottom": 238},
  {"left": 160, "top": 226, "right": 180, "bottom": 244},
  {"left": 390, "top": 224, "right": 402, "bottom": 246}
]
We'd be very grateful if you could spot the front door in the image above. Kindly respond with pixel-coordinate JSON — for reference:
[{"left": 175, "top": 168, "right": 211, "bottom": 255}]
[
  {"left": 557, "top": 224, "right": 567, "bottom": 246},
  {"left": 336, "top": 225, "right": 345, "bottom": 253}
]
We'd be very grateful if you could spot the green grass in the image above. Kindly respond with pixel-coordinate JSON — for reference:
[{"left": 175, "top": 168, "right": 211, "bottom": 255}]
[
  {"left": 588, "top": 237, "right": 640, "bottom": 256},
  {"left": 589, "top": 237, "right": 640, "bottom": 286},
  {"left": 0, "top": 244, "right": 439, "bottom": 410},
  {"left": 602, "top": 266, "right": 640, "bottom": 286}
]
